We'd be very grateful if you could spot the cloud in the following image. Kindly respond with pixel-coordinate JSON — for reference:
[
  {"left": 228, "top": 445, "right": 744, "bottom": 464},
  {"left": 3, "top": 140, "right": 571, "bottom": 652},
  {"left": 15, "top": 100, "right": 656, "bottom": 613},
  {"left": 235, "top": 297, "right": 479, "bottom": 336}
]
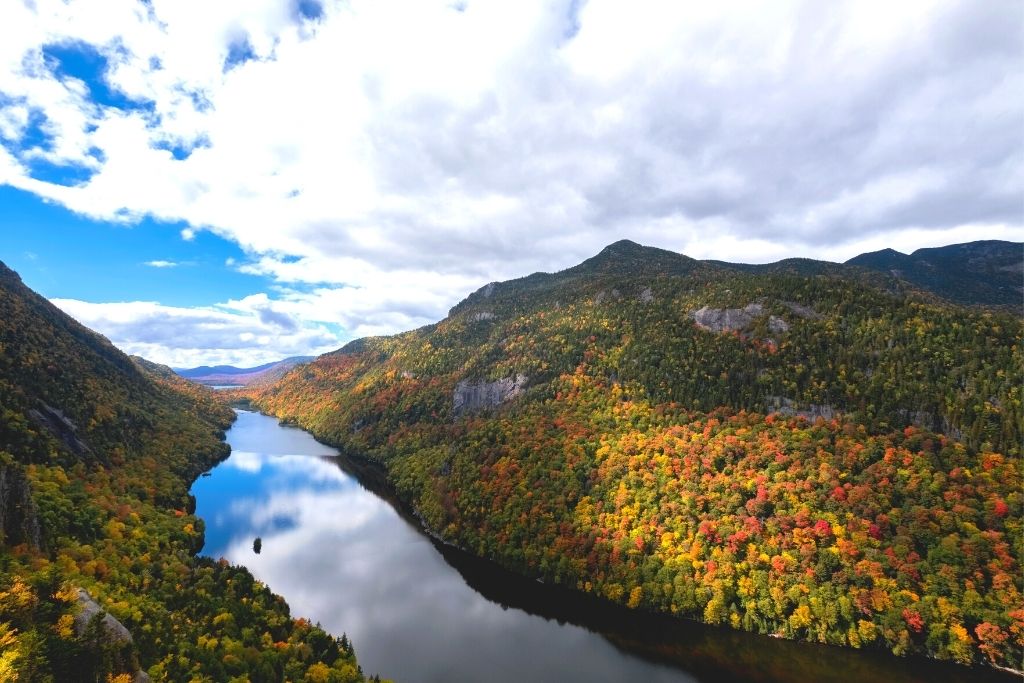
[
  {"left": 3, "top": 0, "right": 1022, "bottom": 363},
  {"left": 50, "top": 297, "right": 341, "bottom": 367},
  {"left": 144, "top": 259, "right": 178, "bottom": 268}
]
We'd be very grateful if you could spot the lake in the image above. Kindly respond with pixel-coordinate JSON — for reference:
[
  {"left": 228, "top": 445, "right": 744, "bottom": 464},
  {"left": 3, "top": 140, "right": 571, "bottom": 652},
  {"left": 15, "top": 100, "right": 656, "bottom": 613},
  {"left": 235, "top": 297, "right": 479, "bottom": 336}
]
[{"left": 190, "top": 410, "right": 1012, "bottom": 683}]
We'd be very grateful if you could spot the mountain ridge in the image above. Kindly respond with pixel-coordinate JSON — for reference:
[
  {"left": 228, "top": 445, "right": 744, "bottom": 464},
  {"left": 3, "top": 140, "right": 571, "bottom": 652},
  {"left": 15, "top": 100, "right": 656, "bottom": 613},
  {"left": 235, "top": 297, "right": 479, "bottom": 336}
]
[{"left": 243, "top": 237, "right": 1023, "bottom": 671}]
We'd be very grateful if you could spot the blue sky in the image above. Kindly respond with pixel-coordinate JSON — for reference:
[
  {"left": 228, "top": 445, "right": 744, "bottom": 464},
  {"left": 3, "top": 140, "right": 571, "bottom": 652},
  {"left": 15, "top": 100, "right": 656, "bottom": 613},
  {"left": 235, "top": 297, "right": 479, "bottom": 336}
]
[
  {"left": 1, "top": 186, "right": 259, "bottom": 307},
  {"left": 0, "top": 0, "right": 1020, "bottom": 367}
]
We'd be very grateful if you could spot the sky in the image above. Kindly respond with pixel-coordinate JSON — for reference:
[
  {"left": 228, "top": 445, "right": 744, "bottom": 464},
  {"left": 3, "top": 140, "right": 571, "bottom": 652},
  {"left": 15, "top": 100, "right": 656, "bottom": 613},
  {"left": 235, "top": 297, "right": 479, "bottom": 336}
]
[{"left": 0, "top": 0, "right": 1021, "bottom": 368}]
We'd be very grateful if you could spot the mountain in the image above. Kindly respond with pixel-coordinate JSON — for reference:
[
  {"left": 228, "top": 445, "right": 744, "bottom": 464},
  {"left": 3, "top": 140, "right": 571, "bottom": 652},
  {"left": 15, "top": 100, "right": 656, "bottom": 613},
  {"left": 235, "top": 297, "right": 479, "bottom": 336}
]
[
  {"left": 0, "top": 262, "right": 366, "bottom": 681},
  {"left": 243, "top": 240, "right": 1023, "bottom": 671},
  {"left": 175, "top": 356, "right": 314, "bottom": 386},
  {"left": 450, "top": 239, "right": 1020, "bottom": 315},
  {"left": 846, "top": 240, "right": 1022, "bottom": 309}
]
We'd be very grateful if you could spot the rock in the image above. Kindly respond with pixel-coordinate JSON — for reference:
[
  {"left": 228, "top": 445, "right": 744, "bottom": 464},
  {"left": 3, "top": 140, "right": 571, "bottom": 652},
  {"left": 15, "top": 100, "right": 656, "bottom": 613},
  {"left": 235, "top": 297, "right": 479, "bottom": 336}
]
[
  {"left": 0, "top": 463, "right": 43, "bottom": 549},
  {"left": 691, "top": 303, "right": 764, "bottom": 332},
  {"left": 471, "top": 311, "right": 495, "bottom": 322},
  {"left": 74, "top": 588, "right": 133, "bottom": 645},
  {"left": 782, "top": 301, "right": 819, "bottom": 319},
  {"left": 453, "top": 374, "right": 528, "bottom": 416},
  {"left": 26, "top": 401, "right": 92, "bottom": 459},
  {"left": 638, "top": 287, "right": 654, "bottom": 303},
  {"left": 765, "top": 396, "right": 836, "bottom": 421},
  {"left": 482, "top": 282, "right": 495, "bottom": 298},
  {"left": 768, "top": 315, "right": 790, "bottom": 333},
  {"left": 594, "top": 289, "right": 622, "bottom": 305}
]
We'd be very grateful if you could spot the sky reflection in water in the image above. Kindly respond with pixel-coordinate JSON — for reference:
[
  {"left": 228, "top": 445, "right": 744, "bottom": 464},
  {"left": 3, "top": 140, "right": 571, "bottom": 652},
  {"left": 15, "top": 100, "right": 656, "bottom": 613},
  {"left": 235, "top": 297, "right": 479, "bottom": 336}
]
[{"left": 192, "top": 410, "right": 691, "bottom": 683}]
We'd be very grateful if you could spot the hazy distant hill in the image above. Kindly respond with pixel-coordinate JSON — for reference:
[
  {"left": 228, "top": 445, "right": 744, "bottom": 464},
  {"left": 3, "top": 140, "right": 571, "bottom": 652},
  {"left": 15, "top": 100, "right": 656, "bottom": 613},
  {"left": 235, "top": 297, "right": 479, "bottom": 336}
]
[
  {"left": 243, "top": 238, "right": 1023, "bottom": 670},
  {"left": 175, "top": 356, "right": 313, "bottom": 386}
]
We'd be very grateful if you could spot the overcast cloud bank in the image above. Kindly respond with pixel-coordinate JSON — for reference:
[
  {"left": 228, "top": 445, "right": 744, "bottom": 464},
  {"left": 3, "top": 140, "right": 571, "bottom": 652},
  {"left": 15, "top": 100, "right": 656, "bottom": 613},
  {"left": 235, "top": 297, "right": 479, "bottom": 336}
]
[{"left": 1, "top": 0, "right": 1020, "bottom": 365}]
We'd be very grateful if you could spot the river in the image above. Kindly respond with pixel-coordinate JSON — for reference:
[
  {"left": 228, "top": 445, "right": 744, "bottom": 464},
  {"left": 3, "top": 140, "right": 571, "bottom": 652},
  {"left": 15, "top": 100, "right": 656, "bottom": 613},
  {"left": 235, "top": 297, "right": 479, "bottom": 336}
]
[{"left": 190, "top": 410, "right": 1012, "bottom": 683}]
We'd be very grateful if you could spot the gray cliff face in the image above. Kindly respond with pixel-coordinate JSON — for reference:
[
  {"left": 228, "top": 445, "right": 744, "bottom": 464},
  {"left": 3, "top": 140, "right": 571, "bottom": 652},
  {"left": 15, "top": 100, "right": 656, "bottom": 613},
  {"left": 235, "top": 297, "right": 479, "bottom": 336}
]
[
  {"left": 75, "top": 588, "right": 151, "bottom": 681},
  {"left": 691, "top": 302, "right": 814, "bottom": 334},
  {"left": 75, "top": 588, "right": 134, "bottom": 645},
  {"left": 27, "top": 401, "right": 92, "bottom": 459},
  {"left": 453, "top": 374, "right": 528, "bottom": 416},
  {"left": 765, "top": 396, "right": 836, "bottom": 421},
  {"left": 691, "top": 303, "right": 765, "bottom": 332},
  {"left": 0, "top": 463, "right": 43, "bottom": 549},
  {"left": 767, "top": 315, "right": 790, "bottom": 333}
]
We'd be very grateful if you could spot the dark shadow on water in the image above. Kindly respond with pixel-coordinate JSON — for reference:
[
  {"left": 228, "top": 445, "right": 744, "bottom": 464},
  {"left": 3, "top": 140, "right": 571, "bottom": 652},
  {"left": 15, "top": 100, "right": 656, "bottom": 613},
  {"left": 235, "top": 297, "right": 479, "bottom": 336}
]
[{"left": 327, "top": 450, "right": 1016, "bottom": 683}]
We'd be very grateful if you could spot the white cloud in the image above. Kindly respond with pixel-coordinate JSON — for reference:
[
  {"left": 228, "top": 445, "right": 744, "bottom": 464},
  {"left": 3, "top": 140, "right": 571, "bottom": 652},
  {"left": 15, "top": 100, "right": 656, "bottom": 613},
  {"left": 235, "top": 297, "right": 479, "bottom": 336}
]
[
  {"left": 144, "top": 259, "right": 178, "bottom": 268},
  {"left": 50, "top": 297, "right": 341, "bottom": 367},
  {"left": 3, "top": 0, "right": 1022, "bottom": 363}
]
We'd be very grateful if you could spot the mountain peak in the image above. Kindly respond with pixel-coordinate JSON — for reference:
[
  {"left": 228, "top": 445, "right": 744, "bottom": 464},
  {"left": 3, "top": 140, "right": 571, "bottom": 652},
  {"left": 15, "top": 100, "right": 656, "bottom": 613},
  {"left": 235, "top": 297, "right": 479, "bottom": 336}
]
[
  {"left": 599, "top": 239, "right": 646, "bottom": 254},
  {"left": 576, "top": 240, "right": 696, "bottom": 275}
]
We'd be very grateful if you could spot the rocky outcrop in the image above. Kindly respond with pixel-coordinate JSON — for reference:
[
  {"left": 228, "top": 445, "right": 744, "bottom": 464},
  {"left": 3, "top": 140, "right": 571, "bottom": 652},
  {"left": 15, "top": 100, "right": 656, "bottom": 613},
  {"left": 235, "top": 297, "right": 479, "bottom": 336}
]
[
  {"left": 782, "top": 301, "right": 819, "bottom": 319},
  {"left": 471, "top": 311, "right": 495, "bottom": 322},
  {"left": 0, "top": 463, "right": 42, "bottom": 549},
  {"left": 767, "top": 315, "right": 789, "bottom": 333},
  {"left": 765, "top": 396, "right": 836, "bottom": 421},
  {"left": 638, "top": 287, "right": 654, "bottom": 303},
  {"left": 27, "top": 401, "right": 91, "bottom": 459},
  {"left": 593, "top": 289, "right": 622, "bottom": 305},
  {"left": 74, "top": 589, "right": 150, "bottom": 682},
  {"left": 691, "top": 303, "right": 764, "bottom": 332},
  {"left": 453, "top": 374, "right": 528, "bottom": 416},
  {"left": 75, "top": 588, "right": 134, "bottom": 645}
]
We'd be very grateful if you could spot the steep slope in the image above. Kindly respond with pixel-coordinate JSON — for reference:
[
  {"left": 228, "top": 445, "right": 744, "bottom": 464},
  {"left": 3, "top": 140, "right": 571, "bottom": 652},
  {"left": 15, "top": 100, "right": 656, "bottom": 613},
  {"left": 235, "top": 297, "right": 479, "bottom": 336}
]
[
  {"left": 246, "top": 241, "right": 1023, "bottom": 670},
  {"left": 0, "top": 262, "right": 368, "bottom": 682},
  {"left": 846, "top": 241, "right": 1023, "bottom": 309}
]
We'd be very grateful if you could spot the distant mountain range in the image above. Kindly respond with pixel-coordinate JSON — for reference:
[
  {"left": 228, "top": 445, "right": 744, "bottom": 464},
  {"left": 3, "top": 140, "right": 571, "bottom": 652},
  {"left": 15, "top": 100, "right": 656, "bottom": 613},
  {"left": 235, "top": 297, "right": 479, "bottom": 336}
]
[
  {"left": 174, "top": 356, "right": 314, "bottom": 386},
  {"left": 845, "top": 240, "right": 1022, "bottom": 308}
]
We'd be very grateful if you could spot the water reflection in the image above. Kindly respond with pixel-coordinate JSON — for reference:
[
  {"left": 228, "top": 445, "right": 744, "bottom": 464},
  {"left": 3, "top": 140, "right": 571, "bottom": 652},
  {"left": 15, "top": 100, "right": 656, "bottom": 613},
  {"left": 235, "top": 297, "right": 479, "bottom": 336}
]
[
  {"left": 192, "top": 411, "right": 1013, "bottom": 683},
  {"left": 193, "top": 410, "right": 690, "bottom": 683}
]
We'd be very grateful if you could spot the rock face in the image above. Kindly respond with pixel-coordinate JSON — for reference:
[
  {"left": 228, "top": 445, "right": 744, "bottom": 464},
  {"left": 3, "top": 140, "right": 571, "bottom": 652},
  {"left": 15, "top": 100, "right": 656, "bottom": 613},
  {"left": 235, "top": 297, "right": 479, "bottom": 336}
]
[
  {"left": 767, "top": 315, "right": 789, "bottom": 333},
  {"left": 765, "top": 396, "right": 836, "bottom": 421},
  {"left": 453, "top": 375, "right": 528, "bottom": 416},
  {"left": 691, "top": 303, "right": 764, "bottom": 332},
  {"left": 638, "top": 287, "right": 654, "bottom": 303},
  {"left": 27, "top": 401, "right": 92, "bottom": 459},
  {"left": 782, "top": 301, "right": 819, "bottom": 319},
  {"left": 74, "top": 588, "right": 134, "bottom": 645},
  {"left": 0, "top": 463, "right": 42, "bottom": 549},
  {"left": 593, "top": 289, "right": 622, "bottom": 305},
  {"left": 471, "top": 311, "right": 495, "bottom": 322},
  {"left": 74, "top": 589, "right": 151, "bottom": 681}
]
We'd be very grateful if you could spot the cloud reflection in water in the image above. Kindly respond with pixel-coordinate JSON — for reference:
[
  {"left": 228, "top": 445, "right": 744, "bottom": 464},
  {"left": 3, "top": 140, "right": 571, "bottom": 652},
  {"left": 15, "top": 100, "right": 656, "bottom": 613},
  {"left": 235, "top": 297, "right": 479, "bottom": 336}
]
[{"left": 193, "top": 410, "right": 691, "bottom": 683}]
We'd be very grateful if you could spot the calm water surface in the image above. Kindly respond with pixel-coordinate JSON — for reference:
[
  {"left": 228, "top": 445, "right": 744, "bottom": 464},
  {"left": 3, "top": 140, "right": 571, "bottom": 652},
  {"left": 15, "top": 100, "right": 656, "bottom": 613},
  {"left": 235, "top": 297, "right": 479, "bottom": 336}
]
[{"left": 191, "top": 410, "right": 1013, "bottom": 683}]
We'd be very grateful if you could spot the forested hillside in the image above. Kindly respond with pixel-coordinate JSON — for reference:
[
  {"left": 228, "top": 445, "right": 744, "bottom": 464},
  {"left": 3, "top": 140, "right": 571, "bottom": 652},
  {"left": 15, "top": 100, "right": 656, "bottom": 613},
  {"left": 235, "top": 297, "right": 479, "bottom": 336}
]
[
  {"left": 0, "top": 262, "right": 369, "bottom": 682},
  {"left": 847, "top": 241, "right": 1022, "bottom": 310},
  {"left": 244, "top": 240, "right": 1023, "bottom": 670}
]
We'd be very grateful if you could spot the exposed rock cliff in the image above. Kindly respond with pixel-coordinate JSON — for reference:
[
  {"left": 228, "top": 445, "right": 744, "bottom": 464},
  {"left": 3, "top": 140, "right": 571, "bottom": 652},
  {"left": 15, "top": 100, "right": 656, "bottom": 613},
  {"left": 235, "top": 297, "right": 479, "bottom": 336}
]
[
  {"left": 75, "top": 588, "right": 151, "bottom": 682},
  {"left": 74, "top": 588, "right": 134, "bottom": 645},
  {"left": 453, "top": 374, "right": 528, "bottom": 416},
  {"left": 0, "top": 462, "right": 42, "bottom": 549},
  {"left": 765, "top": 396, "right": 836, "bottom": 421},
  {"left": 691, "top": 303, "right": 765, "bottom": 332},
  {"left": 27, "top": 401, "right": 92, "bottom": 459}
]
